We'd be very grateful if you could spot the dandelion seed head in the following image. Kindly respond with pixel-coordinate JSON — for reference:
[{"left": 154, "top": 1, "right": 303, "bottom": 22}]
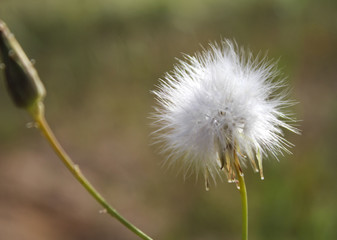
[{"left": 152, "top": 39, "right": 298, "bottom": 185}]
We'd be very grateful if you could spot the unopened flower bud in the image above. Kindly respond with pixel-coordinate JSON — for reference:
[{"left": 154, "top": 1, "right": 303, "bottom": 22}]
[{"left": 0, "top": 20, "right": 45, "bottom": 110}]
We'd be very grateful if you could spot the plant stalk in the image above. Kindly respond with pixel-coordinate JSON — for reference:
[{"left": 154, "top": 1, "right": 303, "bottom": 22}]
[
  {"left": 30, "top": 103, "right": 153, "bottom": 240},
  {"left": 235, "top": 155, "right": 248, "bottom": 240}
]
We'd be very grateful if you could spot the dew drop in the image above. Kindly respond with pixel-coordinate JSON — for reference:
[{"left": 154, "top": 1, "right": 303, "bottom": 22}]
[
  {"left": 8, "top": 49, "right": 15, "bottom": 57},
  {"left": 99, "top": 209, "right": 107, "bottom": 214},
  {"left": 31, "top": 59, "right": 36, "bottom": 65},
  {"left": 26, "top": 122, "right": 38, "bottom": 128}
]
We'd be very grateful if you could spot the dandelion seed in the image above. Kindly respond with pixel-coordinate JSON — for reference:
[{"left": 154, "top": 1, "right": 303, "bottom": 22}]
[{"left": 151, "top": 39, "right": 298, "bottom": 188}]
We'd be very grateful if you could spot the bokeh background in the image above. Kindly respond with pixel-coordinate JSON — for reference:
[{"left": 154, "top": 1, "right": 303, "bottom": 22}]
[{"left": 0, "top": 0, "right": 336, "bottom": 239}]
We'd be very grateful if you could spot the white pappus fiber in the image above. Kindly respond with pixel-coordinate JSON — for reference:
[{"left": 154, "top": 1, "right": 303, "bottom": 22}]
[{"left": 151, "top": 39, "right": 298, "bottom": 187}]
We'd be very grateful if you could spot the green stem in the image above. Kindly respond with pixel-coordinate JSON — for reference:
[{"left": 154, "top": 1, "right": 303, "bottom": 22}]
[
  {"left": 30, "top": 103, "right": 153, "bottom": 240},
  {"left": 235, "top": 162, "right": 248, "bottom": 240}
]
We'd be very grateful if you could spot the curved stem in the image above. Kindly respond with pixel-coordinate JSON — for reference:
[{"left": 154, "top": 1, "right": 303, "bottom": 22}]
[
  {"left": 234, "top": 160, "right": 248, "bottom": 240},
  {"left": 30, "top": 104, "right": 153, "bottom": 240}
]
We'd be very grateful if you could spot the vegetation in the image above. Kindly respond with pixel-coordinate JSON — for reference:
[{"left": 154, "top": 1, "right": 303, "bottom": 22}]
[{"left": 0, "top": 0, "right": 336, "bottom": 239}]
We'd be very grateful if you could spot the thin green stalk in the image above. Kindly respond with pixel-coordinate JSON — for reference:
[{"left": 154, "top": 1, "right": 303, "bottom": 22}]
[
  {"left": 30, "top": 104, "right": 153, "bottom": 240},
  {"left": 235, "top": 155, "right": 248, "bottom": 240},
  {"left": 1, "top": 19, "right": 151, "bottom": 239}
]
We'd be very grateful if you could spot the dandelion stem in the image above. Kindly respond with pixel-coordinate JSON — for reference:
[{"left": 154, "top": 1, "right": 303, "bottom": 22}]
[
  {"left": 29, "top": 103, "right": 153, "bottom": 240},
  {"left": 235, "top": 155, "right": 248, "bottom": 240}
]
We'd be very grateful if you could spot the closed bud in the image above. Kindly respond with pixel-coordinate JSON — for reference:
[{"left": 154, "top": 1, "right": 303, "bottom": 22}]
[{"left": 0, "top": 20, "right": 45, "bottom": 110}]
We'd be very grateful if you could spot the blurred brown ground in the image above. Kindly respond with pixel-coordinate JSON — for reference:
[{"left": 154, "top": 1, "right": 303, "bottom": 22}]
[{"left": 0, "top": 0, "right": 337, "bottom": 239}]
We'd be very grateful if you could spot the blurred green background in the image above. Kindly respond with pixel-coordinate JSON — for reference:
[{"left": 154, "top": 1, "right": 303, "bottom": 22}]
[{"left": 0, "top": 0, "right": 336, "bottom": 239}]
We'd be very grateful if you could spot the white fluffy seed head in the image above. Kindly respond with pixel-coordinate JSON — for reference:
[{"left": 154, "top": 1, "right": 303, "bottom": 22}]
[{"left": 151, "top": 39, "right": 298, "bottom": 186}]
